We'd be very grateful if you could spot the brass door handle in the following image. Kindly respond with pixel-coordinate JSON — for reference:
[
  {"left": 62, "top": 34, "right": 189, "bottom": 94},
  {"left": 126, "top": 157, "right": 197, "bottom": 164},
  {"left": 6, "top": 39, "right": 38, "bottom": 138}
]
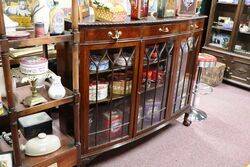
[
  {"left": 159, "top": 27, "right": 170, "bottom": 33},
  {"left": 108, "top": 30, "right": 122, "bottom": 41}
]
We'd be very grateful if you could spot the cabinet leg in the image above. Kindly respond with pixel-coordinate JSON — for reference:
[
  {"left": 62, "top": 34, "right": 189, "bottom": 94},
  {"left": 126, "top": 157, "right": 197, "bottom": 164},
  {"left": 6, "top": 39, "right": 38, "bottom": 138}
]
[{"left": 183, "top": 113, "right": 192, "bottom": 126}]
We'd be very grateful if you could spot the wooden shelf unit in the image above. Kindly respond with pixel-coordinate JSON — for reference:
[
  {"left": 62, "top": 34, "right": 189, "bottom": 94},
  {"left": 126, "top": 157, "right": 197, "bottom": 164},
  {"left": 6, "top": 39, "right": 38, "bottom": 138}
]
[
  {"left": 203, "top": 0, "right": 250, "bottom": 89},
  {"left": 0, "top": 0, "right": 81, "bottom": 166},
  {"left": 3, "top": 83, "right": 74, "bottom": 118}
]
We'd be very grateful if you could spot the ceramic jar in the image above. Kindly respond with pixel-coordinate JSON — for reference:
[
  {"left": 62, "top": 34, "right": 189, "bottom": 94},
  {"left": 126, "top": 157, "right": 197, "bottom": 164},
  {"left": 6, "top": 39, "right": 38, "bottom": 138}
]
[
  {"left": 48, "top": 76, "right": 66, "bottom": 100},
  {"left": 20, "top": 133, "right": 61, "bottom": 156}
]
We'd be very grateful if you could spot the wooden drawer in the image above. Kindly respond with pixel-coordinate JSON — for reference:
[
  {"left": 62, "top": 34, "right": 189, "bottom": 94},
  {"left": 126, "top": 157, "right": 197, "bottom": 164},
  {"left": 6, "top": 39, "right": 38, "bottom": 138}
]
[
  {"left": 143, "top": 23, "right": 179, "bottom": 37},
  {"left": 81, "top": 26, "right": 141, "bottom": 42},
  {"left": 228, "top": 57, "right": 250, "bottom": 83}
]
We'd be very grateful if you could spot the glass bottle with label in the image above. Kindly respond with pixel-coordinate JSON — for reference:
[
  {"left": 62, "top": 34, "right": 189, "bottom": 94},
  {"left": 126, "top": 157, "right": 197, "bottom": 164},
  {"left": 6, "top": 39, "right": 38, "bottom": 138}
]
[
  {"left": 131, "top": 0, "right": 149, "bottom": 19},
  {"left": 157, "top": 0, "right": 176, "bottom": 18}
]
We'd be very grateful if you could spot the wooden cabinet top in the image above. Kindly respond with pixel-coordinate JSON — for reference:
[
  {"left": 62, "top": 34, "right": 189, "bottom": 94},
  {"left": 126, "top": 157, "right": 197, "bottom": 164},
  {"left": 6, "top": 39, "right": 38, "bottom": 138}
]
[{"left": 66, "top": 15, "right": 207, "bottom": 27}]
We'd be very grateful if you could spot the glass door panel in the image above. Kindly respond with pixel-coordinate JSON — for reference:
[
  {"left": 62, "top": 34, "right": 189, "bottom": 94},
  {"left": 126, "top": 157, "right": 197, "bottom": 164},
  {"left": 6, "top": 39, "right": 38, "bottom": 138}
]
[
  {"left": 137, "top": 40, "right": 174, "bottom": 132},
  {"left": 209, "top": 0, "right": 238, "bottom": 50},
  {"left": 88, "top": 46, "right": 137, "bottom": 148},
  {"left": 234, "top": 3, "right": 250, "bottom": 57},
  {"left": 172, "top": 36, "right": 198, "bottom": 114}
]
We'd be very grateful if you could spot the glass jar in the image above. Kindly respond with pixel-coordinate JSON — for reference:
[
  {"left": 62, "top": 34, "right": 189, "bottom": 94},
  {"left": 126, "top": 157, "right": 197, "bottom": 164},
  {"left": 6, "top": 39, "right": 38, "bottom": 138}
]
[{"left": 157, "top": 0, "right": 176, "bottom": 18}]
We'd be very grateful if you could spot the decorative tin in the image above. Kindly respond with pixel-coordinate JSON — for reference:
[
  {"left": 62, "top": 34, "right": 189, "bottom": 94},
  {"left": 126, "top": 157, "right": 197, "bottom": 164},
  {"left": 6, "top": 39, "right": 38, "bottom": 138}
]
[
  {"left": 103, "top": 109, "right": 123, "bottom": 139},
  {"left": 35, "top": 22, "right": 45, "bottom": 37},
  {"left": 89, "top": 56, "right": 109, "bottom": 71},
  {"left": 19, "top": 56, "right": 48, "bottom": 75},
  {"left": 139, "top": 99, "right": 162, "bottom": 121},
  {"left": 177, "top": 0, "right": 197, "bottom": 16},
  {"left": 18, "top": 112, "right": 53, "bottom": 140},
  {"left": 111, "top": 73, "right": 132, "bottom": 95},
  {"left": 114, "top": 53, "right": 133, "bottom": 66},
  {"left": 89, "top": 82, "right": 109, "bottom": 101},
  {"left": 157, "top": 0, "right": 176, "bottom": 18}
]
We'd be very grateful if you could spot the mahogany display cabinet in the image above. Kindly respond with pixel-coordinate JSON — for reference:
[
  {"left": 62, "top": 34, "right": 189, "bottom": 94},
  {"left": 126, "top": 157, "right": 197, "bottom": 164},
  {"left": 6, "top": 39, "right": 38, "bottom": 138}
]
[
  {"left": 203, "top": 0, "right": 250, "bottom": 89},
  {"left": 58, "top": 15, "right": 206, "bottom": 164}
]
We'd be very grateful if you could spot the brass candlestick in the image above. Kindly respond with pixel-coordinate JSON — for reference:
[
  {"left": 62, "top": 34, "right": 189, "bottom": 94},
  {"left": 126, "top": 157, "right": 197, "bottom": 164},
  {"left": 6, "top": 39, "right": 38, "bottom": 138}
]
[{"left": 22, "top": 79, "right": 47, "bottom": 107}]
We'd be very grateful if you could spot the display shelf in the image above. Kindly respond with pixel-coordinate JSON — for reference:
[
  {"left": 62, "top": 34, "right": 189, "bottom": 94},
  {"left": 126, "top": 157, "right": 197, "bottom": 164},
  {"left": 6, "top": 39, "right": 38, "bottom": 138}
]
[
  {"left": 141, "top": 83, "right": 164, "bottom": 93},
  {"left": 7, "top": 31, "right": 73, "bottom": 49},
  {"left": 90, "top": 94, "right": 131, "bottom": 105},
  {"left": 3, "top": 82, "right": 74, "bottom": 118},
  {"left": 239, "top": 30, "right": 250, "bottom": 35},
  {"left": 0, "top": 120, "right": 77, "bottom": 167},
  {"left": 144, "top": 59, "right": 167, "bottom": 66},
  {"left": 89, "top": 59, "right": 167, "bottom": 75},
  {"left": 90, "top": 65, "right": 133, "bottom": 75},
  {"left": 208, "top": 43, "right": 228, "bottom": 51},
  {"left": 217, "top": 2, "right": 238, "bottom": 5},
  {"left": 212, "top": 25, "right": 233, "bottom": 32}
]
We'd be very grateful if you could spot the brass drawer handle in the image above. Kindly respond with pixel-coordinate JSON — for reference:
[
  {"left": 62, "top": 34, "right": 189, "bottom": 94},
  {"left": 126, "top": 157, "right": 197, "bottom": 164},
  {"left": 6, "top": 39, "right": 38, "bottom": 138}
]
[
  {"left": 108, "top": 30, "right": 122, "bottom": 41},
  {"left": 159, "top": 27, "right": 170, "bottom": 33},
  {"left": 190, "top": 24, "right": 199, "bottom": 29}
]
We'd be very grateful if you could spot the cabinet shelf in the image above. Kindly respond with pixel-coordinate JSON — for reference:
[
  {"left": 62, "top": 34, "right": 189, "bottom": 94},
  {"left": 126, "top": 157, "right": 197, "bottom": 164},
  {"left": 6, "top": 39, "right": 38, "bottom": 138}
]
[
  {"left": 217, "top": 2, "right": 238, "bottom": 5},
  {"left": 3, "top": 82, "right": 74, "bottom": 118},
  {"left": 7, "top": 31, "right": 73, "bottom": 49},
  {"left": 212, "top": 26, "right": 233, "bottom": 32},
  {"left": 0, "top": 120, "right": 77, "bottom": 167},
  {"left": 143, "top": 59, "right": 167, "bottom": 66},
  {"left": 239, "top": 31, "right": 250, "bottom": 35},
  {"left": 90, "top": 65, "right": 133, "bottom": 75},
  {"left": 90, "top": 94, "right": 131, "bottom": 105},
  {"left": 141, "top": 84, "right": 164, "bottom": 94}
]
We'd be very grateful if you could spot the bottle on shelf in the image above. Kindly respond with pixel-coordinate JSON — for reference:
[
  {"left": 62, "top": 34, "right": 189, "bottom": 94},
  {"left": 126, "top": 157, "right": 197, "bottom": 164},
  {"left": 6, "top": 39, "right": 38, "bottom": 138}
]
[
  {"left": 49, "top": 0, "right": 65, "bottom": 35},
  {"left": 33, "top": 0, "right": 50, "bottom": 34}
]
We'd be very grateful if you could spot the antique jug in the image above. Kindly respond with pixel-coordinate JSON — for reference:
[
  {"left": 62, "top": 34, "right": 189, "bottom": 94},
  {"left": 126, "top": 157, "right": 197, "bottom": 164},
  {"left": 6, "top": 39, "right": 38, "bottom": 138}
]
[{"left": 48, "top": 76, "right": 66, "bottom": 100}]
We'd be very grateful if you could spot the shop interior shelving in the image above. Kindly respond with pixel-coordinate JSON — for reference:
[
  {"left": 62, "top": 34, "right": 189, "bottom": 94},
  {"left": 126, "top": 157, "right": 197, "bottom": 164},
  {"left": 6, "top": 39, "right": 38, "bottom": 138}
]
[
  {"left": 203, "top": 0, "right": 250, "bottom": 89},
  {"left": 0, "top": 1, "right": 81, "bottom": 166}
]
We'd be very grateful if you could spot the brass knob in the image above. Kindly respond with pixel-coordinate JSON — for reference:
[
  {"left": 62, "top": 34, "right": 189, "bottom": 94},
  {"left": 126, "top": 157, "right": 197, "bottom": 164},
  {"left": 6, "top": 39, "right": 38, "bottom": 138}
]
[
  {"left": 108, "top": 30, "right": 122, "bottom": 41},
  {"left": 159, "top": 27, "right": 170, "bottom": 33}
]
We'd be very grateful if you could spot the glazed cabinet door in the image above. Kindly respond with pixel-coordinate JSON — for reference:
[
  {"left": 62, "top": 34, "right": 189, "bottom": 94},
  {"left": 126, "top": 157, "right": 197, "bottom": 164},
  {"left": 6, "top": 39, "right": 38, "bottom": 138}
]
[
  {"left": 170, "top": 33, "right": 201, "bottom": 117},
  {"left": 135, "top": 37, "right": 175, "bottom": 134},
  {"left": 80, "top": 42, "right": 140, "bottom": 152}
]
